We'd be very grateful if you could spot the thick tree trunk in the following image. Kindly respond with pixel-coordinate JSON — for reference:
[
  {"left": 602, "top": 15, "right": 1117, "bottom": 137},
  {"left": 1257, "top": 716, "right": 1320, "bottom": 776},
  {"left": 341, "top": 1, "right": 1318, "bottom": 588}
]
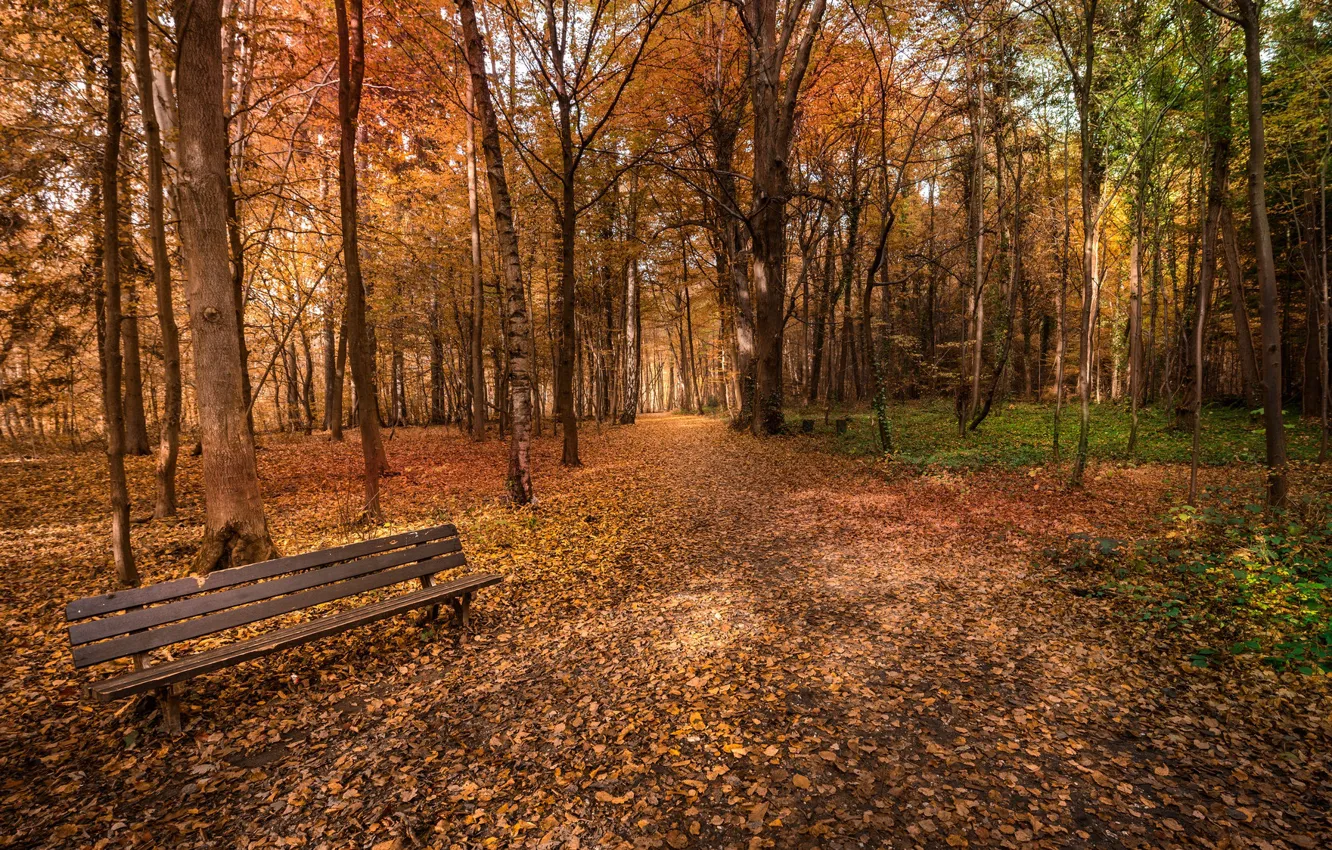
[
  {"left": 466, "top": 75, "right": 487, "bottom": 441},
  {"left": 745, "top": 0, "right": 825, "bottom": 435},
  {"left": 134, "top": 0, "right": 182, "bottom": 518},
  {"left": 102, "top": 0, "right": 137, "bottom": 587},
  {"left": 174, "top": 0, "right": 276, "bottom": 572},
  {"left": 336, "top": 0, "right": 388, "bottom": 519},
  {"left": 458, "top": 0, "right": 536, "bottom": 503}
]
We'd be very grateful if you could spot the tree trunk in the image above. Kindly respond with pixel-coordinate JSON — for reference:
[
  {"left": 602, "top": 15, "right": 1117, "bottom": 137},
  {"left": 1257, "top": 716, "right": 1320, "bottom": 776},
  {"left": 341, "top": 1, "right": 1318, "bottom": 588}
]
[
  {"left": 466, "top": 74, "right": 487, "bottom": 441},
  {"left": 335, "top": 0, "right": 388, "bottom": 519},
  {"left": 133, "top": 0, "right": 182, "bottom": 517},
  {"left": 1191, "top": 104, "right": 1228, "bottom": 502},
  {"left": 620, "top": 238, "right": 641, "bottom": 424},
  {"left": 727, "top": 211, "right": 755, "bottom": 426},
  {"left": 1069, "top": 1, "right": 1103, "bottom": 489},
  {"left": 429, "top": 293, "right": 447, "bottom": 425},
  {"left": 300, "top": 325, "right": 315, "bottom": 434},
  {"left": 1236, "top": 0, "right": 1289, "bottom": 505},
  {"left": 1220, "top": 207, "right": 1260, "bottom": 407},
  {"left": 807, "top": 228, "right": 833, "bottom": 403},
  {"left": 1128, "top": 191, "right": 1144, "bottom": 456},
  {"left": 458, "top": 0, "right": 536, "bottom": 503},
  {"left": 555, "top": 91, "right": 580, "bottom": 465},
  {"left": 285, "top": 341, "right": 302, "bottom": 432},
  {"left": 122, "top": 281, "right": 151, "bottom": 454},
  {"left": 966, "top": 59, "right": 986, "bottom": 429},
  {"left": 174, "top": 0, "right": 276, "bottom": 572},
  {"left": 102, "top": 0, "right": 137, "bottom": 587},
  {"left": 322, "top": 307, "right": 337, "bottom": 429},
  {"left": 745, "top": 0, "right": 825, "bottom": 435},
  {"left": 1053, "top": 126, "right": 1070, "bottom": 461}
]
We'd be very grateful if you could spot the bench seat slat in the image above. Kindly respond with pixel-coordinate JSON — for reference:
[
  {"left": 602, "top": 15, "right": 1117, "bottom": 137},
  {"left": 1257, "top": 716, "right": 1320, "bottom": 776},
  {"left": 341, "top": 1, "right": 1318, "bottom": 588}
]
[
  {"left": 73, "top": 551, "right": 468, "bottom": 669},
  {"left": 69, "top": 537, "right": 463, "bottom": 646},
  {"left": 66, "top": 524, "right": 459, "bottom": 621},
  {"left": 88, "top": 573, "right": 502, "bottom": 701}
]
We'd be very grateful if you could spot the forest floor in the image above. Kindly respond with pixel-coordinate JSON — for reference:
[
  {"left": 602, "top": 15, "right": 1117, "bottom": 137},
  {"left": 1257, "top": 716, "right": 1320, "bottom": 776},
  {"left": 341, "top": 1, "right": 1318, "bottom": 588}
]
[{"left": 1, "top": 414, "right": 1330, "bottom": 849}]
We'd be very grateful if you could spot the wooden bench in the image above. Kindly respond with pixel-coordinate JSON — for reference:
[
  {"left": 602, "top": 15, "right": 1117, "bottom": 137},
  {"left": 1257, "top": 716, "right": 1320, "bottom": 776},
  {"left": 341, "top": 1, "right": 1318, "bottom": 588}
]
[{"left": 65, "top": 523, "right": 500, "bottom": 733}]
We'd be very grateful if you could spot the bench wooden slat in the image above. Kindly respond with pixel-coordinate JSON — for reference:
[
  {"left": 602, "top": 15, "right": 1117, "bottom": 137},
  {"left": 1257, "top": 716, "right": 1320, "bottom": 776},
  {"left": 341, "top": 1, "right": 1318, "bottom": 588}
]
[
  {"left": 72, "top": 550, "right": 468, "bottom": 668},
  {"left": 88, "top": 573, "right": 502, "bottom": 701},
  {"left": 65, "top": 523, "right": 459, "bottom": 621},
  {"left": 69, "top": 537, "right": 464, "bottom": 647}
]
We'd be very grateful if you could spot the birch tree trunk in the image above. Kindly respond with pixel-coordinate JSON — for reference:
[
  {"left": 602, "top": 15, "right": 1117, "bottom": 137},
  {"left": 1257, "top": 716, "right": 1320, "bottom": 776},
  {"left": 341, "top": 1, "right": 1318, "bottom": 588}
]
[
  {"left": 620, "top": 245, "right": 641, "bottom": 424},
  {"left": 458, "top": 0, "right": 536, "bottom": 504},
  {"left": 466, "top": 75, "right": 486, "bottom": 441}
]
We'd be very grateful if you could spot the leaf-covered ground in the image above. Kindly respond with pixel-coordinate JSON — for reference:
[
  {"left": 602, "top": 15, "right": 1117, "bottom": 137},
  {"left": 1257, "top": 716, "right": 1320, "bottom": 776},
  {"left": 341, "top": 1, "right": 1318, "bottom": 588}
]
[{"left": 2, "top": 415, "right": 1330, "bottom": 849}]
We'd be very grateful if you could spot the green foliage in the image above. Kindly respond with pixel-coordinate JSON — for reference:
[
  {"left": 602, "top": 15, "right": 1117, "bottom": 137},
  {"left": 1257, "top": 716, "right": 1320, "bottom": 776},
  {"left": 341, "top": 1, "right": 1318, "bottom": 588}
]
[
  {"left": 794, "top": 400, "right": 1325, "bottom": 469},
  {"left": 1053, "top": 490, "right": 1332, "bottom": 675}
]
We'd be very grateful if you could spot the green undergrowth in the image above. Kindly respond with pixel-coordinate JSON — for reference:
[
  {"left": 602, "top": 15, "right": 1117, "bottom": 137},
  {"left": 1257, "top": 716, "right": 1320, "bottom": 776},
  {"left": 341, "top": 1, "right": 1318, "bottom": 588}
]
[
  {"left": 789, "top": 399, "right": 1325, "bottom": 470},
  {"left": 1048, "top": 488, "right": 1332, "bottom": 675}
]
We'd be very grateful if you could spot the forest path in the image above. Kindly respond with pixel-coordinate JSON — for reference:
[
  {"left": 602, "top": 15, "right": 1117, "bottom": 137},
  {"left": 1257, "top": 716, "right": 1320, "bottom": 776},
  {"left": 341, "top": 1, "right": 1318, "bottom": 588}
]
[
  {"left": 530, "top": 414, "right": 1329, "bottom": 850},
  {"left": 4, "top": 415, "right": 1329, "bottom": 848}
]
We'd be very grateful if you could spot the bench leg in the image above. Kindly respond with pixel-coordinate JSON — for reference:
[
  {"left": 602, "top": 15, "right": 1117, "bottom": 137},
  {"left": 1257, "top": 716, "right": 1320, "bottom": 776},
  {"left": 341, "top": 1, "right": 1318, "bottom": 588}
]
[
  {"left": 417, "top": 575, "right": 440, "bottom": 623},
  {"left": 449, "top": 592, "right": 473, "bottom": 644},
  {"left": 159, "top": 685, "right": 182, "bottom": 735},
  {"left": 132, "top": 653, "right": 181, "bottom": 734}
]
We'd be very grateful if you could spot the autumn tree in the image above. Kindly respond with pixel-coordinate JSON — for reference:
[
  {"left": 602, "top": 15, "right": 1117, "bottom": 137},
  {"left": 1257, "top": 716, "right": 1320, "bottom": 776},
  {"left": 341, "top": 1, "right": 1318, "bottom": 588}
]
[
  {"left": 174, "top": 0, "right": 277, "bottom": 571},
  {"left": 336, "top": 0, "right": 390, "bottom": 519},
  {"left": 458, "top": 0, "right": 538, "bottom": 504}
]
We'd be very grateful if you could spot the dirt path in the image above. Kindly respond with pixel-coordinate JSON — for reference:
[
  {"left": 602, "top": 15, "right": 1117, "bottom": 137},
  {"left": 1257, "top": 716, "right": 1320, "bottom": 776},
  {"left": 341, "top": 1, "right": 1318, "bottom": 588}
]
[{"left": 3, "top": 416, "right": 1329, "bottom": 848}]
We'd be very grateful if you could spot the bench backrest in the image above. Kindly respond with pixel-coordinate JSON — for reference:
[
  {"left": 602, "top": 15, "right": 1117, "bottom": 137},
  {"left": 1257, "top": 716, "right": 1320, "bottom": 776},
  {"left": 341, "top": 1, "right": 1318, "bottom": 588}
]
[{"left": 67, "top": 524, "right": 465, "bottom": 669}]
